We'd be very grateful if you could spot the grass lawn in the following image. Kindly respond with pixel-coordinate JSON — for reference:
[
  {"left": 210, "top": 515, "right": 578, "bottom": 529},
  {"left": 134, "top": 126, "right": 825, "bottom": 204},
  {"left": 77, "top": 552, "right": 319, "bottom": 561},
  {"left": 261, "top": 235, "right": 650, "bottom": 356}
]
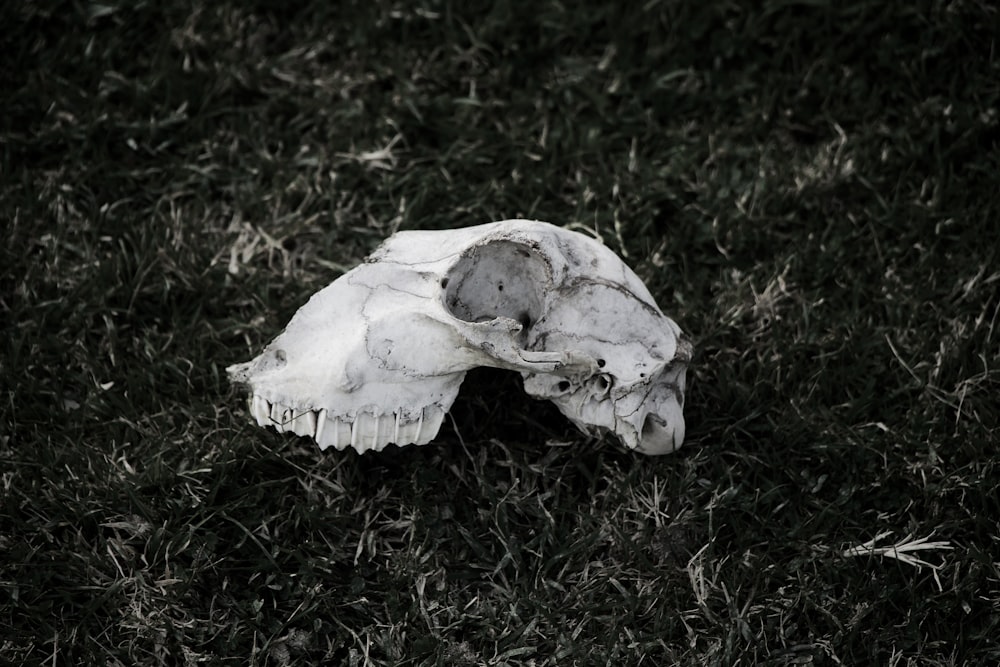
[{"left": 2, "top": 0, "right": 999, "bottom": 664}]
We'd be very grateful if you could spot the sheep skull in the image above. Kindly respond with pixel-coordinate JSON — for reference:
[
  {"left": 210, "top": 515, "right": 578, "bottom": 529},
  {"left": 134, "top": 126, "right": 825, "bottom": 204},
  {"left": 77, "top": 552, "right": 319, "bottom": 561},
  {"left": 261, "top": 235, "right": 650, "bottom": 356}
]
[{"left": 228, "top": 220, "right": 691, "bottom": 455}]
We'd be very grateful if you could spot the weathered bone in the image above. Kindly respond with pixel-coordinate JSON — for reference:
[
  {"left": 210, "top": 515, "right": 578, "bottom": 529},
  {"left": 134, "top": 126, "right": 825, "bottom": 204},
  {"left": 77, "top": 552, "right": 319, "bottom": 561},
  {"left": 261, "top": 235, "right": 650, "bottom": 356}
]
[{"left": 228, "top": 220, "right": 692, "bottom": 455}]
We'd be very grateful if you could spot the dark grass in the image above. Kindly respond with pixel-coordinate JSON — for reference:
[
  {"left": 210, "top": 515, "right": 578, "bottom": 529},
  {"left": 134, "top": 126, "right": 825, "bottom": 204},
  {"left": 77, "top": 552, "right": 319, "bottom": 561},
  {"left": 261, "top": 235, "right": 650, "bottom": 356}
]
[{"left": 2, "top": 0, "right": 999, "bottom": 664}]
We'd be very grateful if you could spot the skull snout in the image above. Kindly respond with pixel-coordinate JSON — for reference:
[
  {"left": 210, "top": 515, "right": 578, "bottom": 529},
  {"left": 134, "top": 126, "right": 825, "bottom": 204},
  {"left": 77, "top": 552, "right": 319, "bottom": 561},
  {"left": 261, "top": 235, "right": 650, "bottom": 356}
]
[
  {"left": 636, "top": 400, "right": 685, "bottom": 455},
  {"left": 617, "top": 378, "right": 686, "bottom": 455}
]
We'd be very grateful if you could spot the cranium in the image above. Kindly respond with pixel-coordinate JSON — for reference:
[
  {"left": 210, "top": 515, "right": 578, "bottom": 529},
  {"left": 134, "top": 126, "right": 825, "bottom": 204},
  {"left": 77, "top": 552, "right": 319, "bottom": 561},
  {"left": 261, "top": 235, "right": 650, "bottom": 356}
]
[{"left": 228, "top": 220, "right": 692, "bottom": 455}]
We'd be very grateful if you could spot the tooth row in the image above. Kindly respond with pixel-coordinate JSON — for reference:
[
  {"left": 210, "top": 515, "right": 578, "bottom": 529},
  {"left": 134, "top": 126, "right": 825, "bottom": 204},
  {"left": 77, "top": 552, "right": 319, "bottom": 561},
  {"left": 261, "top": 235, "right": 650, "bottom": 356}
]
[{"left": 249, "top": 395, "right": 446, "bottom": 453}]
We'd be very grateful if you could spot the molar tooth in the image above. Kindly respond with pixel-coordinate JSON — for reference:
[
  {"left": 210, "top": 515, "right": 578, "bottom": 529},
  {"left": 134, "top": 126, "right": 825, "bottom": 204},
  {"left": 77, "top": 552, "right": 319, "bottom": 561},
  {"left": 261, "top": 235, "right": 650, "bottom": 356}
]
[
  {"left": 291, "top": 409, "right": 317, "bottom": 438},
  {"left": 251, "top": 395, "right": 270, "bottom": 426},
  {"left": 333, "top": 417, "right": 351, "bottom": 450},
  {"left": 352, "top": 411, "right": 384, "bottom": 453},
  {"left": 279, "top": 405, "right": 294, "bottom": 431},
  {"left": 374, "top": 412, "right": 396, "bottom": 450},
  {"left": 315, "top": 410, "right": 348, "bottom": 451},
  {"left": 419, "top": 405, "right": 445, "bottom": 445},
  {"left": 328, "top": 414, "right": 342, "bottom": 450},
  {"left": 351, "top": 413, "right": 366, "bottom": 452},
  {"left": 315, "top": 408, "right": 327, "bottom": 443},
  {"left": 351, "top": 412, "right": 361, "bottom": 451},
  {"left": 269, "top": 401, "right": 284, "bottom": 428},
  {"left": 412, "top": 409, "right": 425, "bottom": 444},
  {"left": 394, "top": 411, "right": 418, "bottom": 445}
]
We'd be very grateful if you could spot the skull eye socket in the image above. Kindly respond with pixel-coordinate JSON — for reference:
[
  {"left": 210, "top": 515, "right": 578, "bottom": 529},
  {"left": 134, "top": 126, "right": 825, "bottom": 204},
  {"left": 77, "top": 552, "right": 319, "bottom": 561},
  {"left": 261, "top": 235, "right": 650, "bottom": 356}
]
[{"left": 443, "top": 240, "right": 549, "bottom": 331}]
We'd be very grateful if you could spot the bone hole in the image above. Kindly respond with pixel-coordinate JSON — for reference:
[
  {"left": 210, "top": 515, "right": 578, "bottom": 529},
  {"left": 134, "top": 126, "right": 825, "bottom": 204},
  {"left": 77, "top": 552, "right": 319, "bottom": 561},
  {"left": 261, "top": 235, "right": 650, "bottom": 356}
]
[
  {"left": 257, "top": 348, "right": 287, "bottom": 373},
  {"left": 557, "top": 380, "right": 571, "bottom": 392},
  {"left": 641, "top": 413, "right": 665, "bottom": 440},
  {"left": 443, "top": 240, "right": 548, "bottom": 330}
]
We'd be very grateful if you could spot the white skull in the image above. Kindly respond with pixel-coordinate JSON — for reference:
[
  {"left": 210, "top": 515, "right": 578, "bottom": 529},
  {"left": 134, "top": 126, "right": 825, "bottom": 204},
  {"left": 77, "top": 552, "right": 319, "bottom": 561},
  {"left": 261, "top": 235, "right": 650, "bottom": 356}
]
[{"left": 228, "top": 220, "right": 692, "bottom": 455}]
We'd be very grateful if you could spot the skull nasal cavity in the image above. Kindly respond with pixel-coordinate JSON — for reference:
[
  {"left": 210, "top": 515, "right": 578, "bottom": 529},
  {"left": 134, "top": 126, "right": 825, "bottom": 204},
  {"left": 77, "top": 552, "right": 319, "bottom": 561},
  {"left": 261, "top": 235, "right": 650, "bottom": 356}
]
[{"left": 443, "top": 240, "right": 548, "bottom": 328}]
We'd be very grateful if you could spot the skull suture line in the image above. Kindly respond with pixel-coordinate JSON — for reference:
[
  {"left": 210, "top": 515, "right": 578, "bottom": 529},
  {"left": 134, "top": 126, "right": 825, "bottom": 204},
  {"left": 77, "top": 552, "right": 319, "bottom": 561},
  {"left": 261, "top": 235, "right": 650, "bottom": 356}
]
[{"left": 228, "top": 220, "right": 692, "bottom": 455}]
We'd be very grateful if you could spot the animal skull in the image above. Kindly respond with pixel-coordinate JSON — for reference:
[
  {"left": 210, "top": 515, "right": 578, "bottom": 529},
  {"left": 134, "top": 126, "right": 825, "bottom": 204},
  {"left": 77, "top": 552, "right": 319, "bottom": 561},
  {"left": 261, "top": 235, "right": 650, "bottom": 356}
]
[{"left": 228, "top": 220, "right": 692, "bottom": 455}]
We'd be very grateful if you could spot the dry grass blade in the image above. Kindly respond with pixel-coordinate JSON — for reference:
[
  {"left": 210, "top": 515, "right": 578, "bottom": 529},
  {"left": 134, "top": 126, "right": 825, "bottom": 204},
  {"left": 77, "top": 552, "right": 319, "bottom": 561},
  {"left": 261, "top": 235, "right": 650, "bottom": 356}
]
[
  {"left": 842, "top": 531, "right": 956, "bottom": 591},
  {"left": 842, "top": 531, "right": 954, "bottom": 569}
]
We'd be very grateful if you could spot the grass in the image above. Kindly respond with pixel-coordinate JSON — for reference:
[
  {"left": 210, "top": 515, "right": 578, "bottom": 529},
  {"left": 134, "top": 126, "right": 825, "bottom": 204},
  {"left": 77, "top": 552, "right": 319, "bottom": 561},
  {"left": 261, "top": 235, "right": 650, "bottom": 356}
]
[{"left": 2, "top": 0, "right": 999, "bottom": 664}]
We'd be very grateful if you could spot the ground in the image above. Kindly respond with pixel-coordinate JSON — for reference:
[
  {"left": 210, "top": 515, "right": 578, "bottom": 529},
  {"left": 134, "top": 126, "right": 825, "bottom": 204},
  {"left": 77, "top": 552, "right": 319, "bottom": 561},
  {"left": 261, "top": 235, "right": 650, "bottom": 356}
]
[{"left": 1, "top": 1, "right": 998, "bottom": 665}]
